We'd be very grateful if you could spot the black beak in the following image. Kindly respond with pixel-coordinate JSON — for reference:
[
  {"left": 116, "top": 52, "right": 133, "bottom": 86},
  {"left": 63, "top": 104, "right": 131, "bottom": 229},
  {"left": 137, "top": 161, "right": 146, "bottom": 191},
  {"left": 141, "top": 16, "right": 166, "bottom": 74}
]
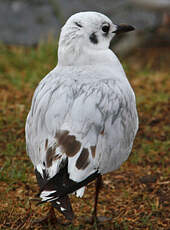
[{"left": 113, "top": 24, "right": 135, "bottom": 34}]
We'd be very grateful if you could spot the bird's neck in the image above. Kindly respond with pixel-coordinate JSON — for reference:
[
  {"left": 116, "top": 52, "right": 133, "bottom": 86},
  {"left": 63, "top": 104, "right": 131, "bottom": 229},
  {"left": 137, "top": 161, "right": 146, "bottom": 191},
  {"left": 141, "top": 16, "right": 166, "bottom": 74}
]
[{"left": 58, "top": 44, "right": 121, "bottom": 68}]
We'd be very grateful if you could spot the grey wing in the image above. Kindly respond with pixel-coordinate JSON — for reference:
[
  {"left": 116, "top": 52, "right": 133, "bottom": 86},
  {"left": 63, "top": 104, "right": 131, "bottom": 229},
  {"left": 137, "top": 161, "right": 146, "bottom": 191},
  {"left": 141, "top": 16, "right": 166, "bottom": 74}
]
[
  {"left": 59, "top": 79, "right": 138, "bottom": 181},
  {"left": 25, "top": 75, "right": 74, "bottom": 177},
  {"left": 26, "top": 77, "right": 138, "bottom": 187}
]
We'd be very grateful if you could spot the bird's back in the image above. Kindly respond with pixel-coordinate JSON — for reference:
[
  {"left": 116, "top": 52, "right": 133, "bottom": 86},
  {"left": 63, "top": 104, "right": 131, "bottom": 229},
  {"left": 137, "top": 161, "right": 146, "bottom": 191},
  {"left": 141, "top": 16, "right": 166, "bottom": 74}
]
[
  {"left": 25, "top": 63, "right": 138, "bottom": 220},
  {"left": 25, "top": 11, "right": 138, "bottom": 221},
  {"left": 26, "top": 64, "right": 138, "bottom": 179}
]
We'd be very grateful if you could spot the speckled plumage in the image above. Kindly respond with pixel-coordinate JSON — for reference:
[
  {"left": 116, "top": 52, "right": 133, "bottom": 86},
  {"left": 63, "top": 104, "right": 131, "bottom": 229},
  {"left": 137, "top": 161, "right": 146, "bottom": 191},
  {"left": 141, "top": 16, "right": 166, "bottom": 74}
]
[{"left": 25, "top": 12, "right": 138, "bottom": 219}]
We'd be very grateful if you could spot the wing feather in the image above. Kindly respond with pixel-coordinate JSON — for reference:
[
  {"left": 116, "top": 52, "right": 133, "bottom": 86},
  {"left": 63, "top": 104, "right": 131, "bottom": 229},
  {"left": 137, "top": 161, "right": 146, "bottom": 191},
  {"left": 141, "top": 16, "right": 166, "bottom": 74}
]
[{"left": 26, "top": 69, "right": 138, "bottom": 197}]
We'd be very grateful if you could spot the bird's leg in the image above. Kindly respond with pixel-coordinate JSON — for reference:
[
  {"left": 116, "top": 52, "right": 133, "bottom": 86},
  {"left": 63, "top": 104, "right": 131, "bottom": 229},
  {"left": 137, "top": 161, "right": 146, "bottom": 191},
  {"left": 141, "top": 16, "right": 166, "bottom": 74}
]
[
  {"left": 32, "top": 205, "right": 72, "bottom": 226},
  {"left": 91, "top": 174, "right": 103, "bottom": 224},
  {"left": 90, "top": 175, "right": 111, "bottom": 224},
  {"left": 48, "top": 206, "right": 57, "bottom": 222},
  {"left": 32, "top": 206, "right": 57, "bottom": 224}
]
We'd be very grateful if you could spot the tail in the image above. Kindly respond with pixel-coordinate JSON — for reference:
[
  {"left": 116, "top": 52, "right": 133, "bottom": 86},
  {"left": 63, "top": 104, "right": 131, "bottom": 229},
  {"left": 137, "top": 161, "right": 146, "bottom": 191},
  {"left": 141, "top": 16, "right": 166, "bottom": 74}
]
[
  {"left": 35, "top": 163, "right": 99, "bottom": 220},
  {"left": 39, "top": 189, "right": 74, "bottom": 220},
  {"left": 51, "top": 196, "right": 74, "bottom": 220},
  {"left": 35, "top": 167, "right": 74, "bottom": 220}
]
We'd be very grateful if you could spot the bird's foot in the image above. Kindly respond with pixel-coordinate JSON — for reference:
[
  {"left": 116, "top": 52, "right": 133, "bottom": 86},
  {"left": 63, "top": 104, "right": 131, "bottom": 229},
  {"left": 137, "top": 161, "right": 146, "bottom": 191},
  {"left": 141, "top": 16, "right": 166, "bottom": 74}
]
[
  {"left": 85, "top": 215, "right": 111, "bottom": 225},
  {"left": 32, "top": 207, "right": 58, "bottom": 225},
  {"left": 32, "top": 207, "right": 72, "bottom": 226}
]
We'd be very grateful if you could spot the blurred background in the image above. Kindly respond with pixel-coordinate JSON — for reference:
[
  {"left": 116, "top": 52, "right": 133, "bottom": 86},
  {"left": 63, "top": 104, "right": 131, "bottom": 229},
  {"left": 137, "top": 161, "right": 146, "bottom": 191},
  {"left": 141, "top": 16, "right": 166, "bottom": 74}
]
[
  {"left": 0, "top": 0, "right": 169, "bottom": 230},
  {"left": 1, "top": 0, "right": 170, "bottom": 53}
]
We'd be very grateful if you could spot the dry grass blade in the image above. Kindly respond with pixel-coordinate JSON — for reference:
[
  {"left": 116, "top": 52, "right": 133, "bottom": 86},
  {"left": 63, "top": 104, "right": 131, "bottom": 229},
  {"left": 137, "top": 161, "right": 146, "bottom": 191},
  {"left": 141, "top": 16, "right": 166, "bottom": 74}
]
[{"left": 0, "top": 40, "right": 169, "bottom": 229}]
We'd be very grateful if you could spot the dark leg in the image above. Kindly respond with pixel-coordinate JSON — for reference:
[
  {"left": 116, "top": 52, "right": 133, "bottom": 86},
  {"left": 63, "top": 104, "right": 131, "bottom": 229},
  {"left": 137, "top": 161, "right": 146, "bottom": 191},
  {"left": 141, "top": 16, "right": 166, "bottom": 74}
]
[
  {"left": 32, "top": 206, "right": 57, "bottom": 224},
  {"left": 90, "top": 175, "right": 111, "bottom": 224},
  {"left": 92, "top": 174, "right": 103, "bottom": 220},
  {"left": 48, "top": 206, "right": 57, "bottom": 222},
  {"left": 32, "top": 205, "right": 72, "bottom": 226}
]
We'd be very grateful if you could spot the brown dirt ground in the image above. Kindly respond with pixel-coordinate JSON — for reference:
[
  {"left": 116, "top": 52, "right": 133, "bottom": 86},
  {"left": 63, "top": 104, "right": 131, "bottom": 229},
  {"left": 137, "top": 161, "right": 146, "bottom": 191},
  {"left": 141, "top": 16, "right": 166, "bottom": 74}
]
[{"left": 0, "top": 40, "right": 169, "bottom": 229}]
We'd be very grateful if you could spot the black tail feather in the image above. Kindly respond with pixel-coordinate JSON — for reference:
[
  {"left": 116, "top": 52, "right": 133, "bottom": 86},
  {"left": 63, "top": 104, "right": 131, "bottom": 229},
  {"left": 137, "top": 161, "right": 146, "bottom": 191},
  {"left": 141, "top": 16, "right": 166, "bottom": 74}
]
[
  {"left": 34, "top": 163, "right": 99, "bottom": 220},
  {"left": 51, "top": 195, "right": 74, "bottom": 220},
  {"left": 35, "top": 168, "right": 48, "bottom": 189},
  {"left": 35, "top": 167, "right": 74, "bottom": 220},
  {"left": 39, "top": 168, "right": 99, "bottom": 197}
]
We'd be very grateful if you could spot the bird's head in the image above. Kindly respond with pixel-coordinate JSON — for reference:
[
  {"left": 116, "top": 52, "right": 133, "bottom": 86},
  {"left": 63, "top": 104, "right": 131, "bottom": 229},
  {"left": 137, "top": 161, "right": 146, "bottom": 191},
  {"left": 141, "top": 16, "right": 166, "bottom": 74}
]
[{"left": 58, "top": 12, "right": 135, "bottom": 66}]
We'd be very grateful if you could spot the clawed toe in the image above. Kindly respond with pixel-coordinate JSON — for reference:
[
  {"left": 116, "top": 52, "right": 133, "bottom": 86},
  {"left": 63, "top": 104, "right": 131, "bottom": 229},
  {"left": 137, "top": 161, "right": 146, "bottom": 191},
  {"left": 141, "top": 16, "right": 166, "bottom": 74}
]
[
  {"left": 84, "top": 215, "right": 111, "bottom": 225},
  {"left": 32, "top": 207, "right": 57, "bottom": 225}
]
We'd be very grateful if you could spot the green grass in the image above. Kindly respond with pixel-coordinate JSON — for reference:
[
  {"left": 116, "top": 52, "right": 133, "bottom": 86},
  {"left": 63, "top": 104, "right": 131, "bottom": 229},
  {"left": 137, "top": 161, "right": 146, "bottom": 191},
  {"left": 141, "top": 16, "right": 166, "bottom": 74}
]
[
  {"left": 0, "top": 40, "right": 169, "bottom": 229},
  {"left": 0, "top": 41, "right": 58, "bottom": 89}
]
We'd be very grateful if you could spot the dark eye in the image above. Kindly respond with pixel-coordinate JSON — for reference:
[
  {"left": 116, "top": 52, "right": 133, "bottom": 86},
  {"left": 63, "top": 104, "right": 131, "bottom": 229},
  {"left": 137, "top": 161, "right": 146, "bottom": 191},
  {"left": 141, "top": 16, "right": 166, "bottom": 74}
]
[{"left": 102, "top": 24, "right": 110, "bottom": 33}]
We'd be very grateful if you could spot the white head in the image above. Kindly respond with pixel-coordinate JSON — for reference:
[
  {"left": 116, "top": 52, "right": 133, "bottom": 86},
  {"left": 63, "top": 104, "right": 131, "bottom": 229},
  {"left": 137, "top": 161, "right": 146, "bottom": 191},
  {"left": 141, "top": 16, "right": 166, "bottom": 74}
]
[{"left": 58, "top": 12, "right": 134, "bottom": 66}]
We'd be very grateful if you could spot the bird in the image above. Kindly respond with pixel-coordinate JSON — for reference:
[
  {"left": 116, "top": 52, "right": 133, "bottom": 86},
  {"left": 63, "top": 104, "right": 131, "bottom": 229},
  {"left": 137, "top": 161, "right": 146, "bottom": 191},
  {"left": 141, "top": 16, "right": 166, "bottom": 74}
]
[{"left": 25, "top": 11, "right": 138, "bottom": 223}]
